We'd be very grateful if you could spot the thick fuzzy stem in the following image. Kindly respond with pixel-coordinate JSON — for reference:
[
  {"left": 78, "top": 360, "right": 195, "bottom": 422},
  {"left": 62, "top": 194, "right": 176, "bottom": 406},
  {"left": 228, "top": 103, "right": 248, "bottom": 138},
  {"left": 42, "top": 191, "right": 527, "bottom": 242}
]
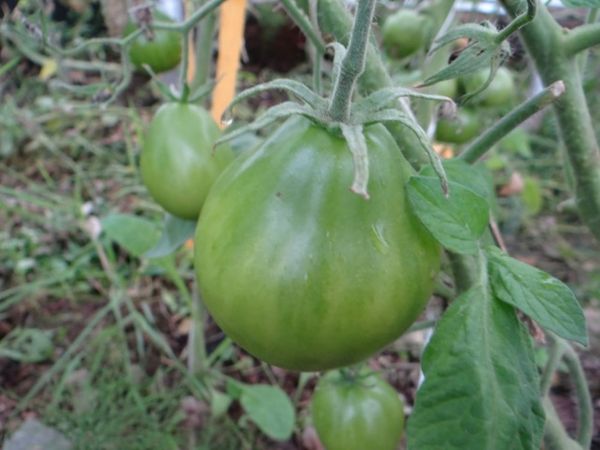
[
  {"left": 460, "top": 81, "right": 565, "bottom": 164},
  {"left": 564, "top": 22, "right": 600, "bottom": 56},
  {"left": 327, "top": 0, "right": 377, "bottom": 121},
  {"left": 317, "top": 0, "right": 427, "bottom": 165},
  {"left": 500, "top": 0, "right": 600, "bottom": 242}
]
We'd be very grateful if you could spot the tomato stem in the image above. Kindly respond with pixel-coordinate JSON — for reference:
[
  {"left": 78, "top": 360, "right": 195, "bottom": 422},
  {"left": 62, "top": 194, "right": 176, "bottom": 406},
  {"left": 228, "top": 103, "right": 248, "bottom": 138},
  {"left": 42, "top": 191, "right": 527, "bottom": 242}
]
[
  {"left": 459, "top": 81, "right": 565, "bottom": 164},
  {"left": 494, "top": 0, "right": 536, "bottom": 44},
  {"left": 327, "top": 0, "right": 377, "bottom": 122},
  {"left": 499, "top": 0, "right": 600, "bottom": 242},
  {"left": 563, "top": 21, "right": 600, "bottom": 56},
  {"left": 192, "top": 0, "right": 218, "bottom": 89},
  {"left": 281, "top": 0, "right": 326, "bottom": 55},
  {"left": 152, "top": 0, "right": 225, "bottom": 32},
  {"left": 563, "top": 344, "right": 593, "bottom": 448}
]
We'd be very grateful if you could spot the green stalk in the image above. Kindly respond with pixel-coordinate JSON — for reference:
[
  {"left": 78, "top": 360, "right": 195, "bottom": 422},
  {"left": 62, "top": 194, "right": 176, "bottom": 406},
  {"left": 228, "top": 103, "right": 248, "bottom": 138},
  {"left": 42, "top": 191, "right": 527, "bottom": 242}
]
[
  {"left": 316, "top": 0, "right": 427, "bottom": 165},
  {"left": 193, "top": 1, "right": 218, "bottom": 89},
  {"left": 563, "top": 345, "right": 593, "bottom": 449},
  {"left": 281, "top": 0, "right": 326, "bottom": 54},
  {"left": 564, "top": 21, "right": 600, "bottom": 56},
  {"left": 495, "top": 0, "right": 537, "bottom": 43},
  {"left": 460, "top": 81, "right": 565, "bottom": 164},
  {"left": 576, "top": 8, "right": 598, "bottom": 73},
  {"left": 540, "top": 335, "right": 566, "bottom": 395},
  {"left": 499, "top": 0, "right": 600, "bottom": 241},
  {"left": 447, "top": 251, "right": 479, "bottom": 294},
  {"left": 153, "top": 0, "right": 225, "bottom": 32},
  {"left": 327, "top": 0, "right": 377, "bottom": 122},
  {"left": 542, "top": 397, "right": 583, "bottom": 450}
]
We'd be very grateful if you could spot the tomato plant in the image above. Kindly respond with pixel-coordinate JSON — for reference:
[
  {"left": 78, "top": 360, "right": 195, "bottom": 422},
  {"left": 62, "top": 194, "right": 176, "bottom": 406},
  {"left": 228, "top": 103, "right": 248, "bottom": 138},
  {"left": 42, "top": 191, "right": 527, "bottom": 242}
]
[
  {"left": 381, "top": 9, "right": 431, "bottom": 59},
  {"left": 435, "top": 109, "right": 481, "bottom": 144},
  {"left": 461, "top": 67, "right": 516, "bottom": 107},
  {"left": 311, "top": 370, "right": 404, "bottom": 450},
  {"left": 123, "top": 11, "right": 182, "bottom": 74},
  {"left": 140, "top": 103, "right": 233, "bottom": 220},
  {"left": 194, "top": 116, "right": 440, "bottom": 371}
]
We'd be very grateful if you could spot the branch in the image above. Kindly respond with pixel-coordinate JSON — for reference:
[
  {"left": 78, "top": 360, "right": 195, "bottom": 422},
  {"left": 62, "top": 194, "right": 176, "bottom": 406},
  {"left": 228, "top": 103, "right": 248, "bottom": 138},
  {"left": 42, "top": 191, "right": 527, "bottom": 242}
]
[
  {"left": 153, "top": 0, "right": 226, "bottom": 32},
  {"left": 281, "top": 0, "right": 326, "bottom": 55},
  {"left": 564, "top": 22, "right": 600, "bottom": 56},
  {"left": 496, "top": 0, "right": 537, "bottom": 43},
  {"left": 542, "top": 397, "right": 583, "bottom": 450},
  {"left": 563, "top": 345, "right": 593, "bottom": 449},
  {"left": 459, "top": 81, "right": 565, "bottom": 164},
  {"left": 328, "top": 0, "right": 377, "bottom": 121}
]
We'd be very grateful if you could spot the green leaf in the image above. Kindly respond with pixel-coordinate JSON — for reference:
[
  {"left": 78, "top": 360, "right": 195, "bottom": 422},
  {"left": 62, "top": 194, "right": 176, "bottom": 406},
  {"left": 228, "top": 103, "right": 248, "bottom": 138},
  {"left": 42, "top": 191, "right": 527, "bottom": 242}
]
[
  {"left": 101, "top": 213, "right": 161, "bottom": 257},
  {"left": 239, "top": 384, "right": 295, "bottom": 441},
  {"left": 406, "top": 176, "right": 489, "bottom": 254},
  {"left": 422, "top": 22, "right": 510, "bottom": 89},
  {"left": 408, "top": 285, "right": 545, "bottom": 450},
  {"left": 420, "top": 159, "right": 494, "bottom": 206},
  {"left": 211, "top": 390, "right": 233, "bottom": 418},
  {"left": 487, "top": 246, "right": 588, "bottom": 345},
  {"left": 145, "top": 214, "right": 196, "bottom": 258},
  {"left": 560, "top": 0, "right": 600, "bottom": 6}
]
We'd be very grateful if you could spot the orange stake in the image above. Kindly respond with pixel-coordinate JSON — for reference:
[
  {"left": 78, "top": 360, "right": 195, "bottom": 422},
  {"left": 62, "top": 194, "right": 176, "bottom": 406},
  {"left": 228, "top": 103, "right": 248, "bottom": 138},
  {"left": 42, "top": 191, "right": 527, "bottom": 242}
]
[{"left": 211, "top": 0, "right": 247, "bottom": 127}]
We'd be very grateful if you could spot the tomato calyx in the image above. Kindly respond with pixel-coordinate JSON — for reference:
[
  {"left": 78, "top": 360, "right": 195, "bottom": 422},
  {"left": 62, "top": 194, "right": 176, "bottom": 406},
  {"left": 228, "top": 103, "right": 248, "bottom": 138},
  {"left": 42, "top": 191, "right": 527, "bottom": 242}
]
[{"left": 214, "top": 43, "right": 453, "bottom": 198}]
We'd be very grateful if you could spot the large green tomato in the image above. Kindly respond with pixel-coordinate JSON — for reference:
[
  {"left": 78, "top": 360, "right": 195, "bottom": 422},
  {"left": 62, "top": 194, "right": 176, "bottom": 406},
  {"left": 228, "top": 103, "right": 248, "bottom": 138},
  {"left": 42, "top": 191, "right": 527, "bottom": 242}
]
[
  {"left": 194, "top": 117, "right": 440, "bottom": 371},
  {"left": 435, "top": 109, "right": 481, "bottom": 144},
  {"left": 123, "top": 11, "right": 182, "bottom": 74},
  {"left": 461, "top": 67, "right": 516, "bottom": 107},
  {"left": 381, "top": 10, "right": 432, "bottom": 59},
  {"left": 311, "top": 370, "right": 405, "bottom": 450},
  {"left": 140, "top": 103, "right": 234, "bottom": 220}
]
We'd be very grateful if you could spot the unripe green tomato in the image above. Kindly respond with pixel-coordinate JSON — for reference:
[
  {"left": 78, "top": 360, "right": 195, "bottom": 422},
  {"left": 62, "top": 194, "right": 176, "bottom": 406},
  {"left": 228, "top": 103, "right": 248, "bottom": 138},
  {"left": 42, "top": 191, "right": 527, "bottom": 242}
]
[
  {"left": 140, "top": 103, "right": 234, "bottom": 220},
  {"left": 461, "top": 67, "right": 516, "bottom": 107},
  {"left": 435, "top": 109, "right": 481, "bottom": 144},
  {"left": 123, "top": 11, "right": 182, "bottom": 74},
  {"left": 381, "top": 10, "right": 431, "bottom": 59},
  {"left": 311, "top": 370, "right": 405, "bottom": 450},
  {"left": 429, "top": 78, "right": 458, "bottom": 99},
  {"left": 194, "top": 116, "right": 440, "bottom": 371}
]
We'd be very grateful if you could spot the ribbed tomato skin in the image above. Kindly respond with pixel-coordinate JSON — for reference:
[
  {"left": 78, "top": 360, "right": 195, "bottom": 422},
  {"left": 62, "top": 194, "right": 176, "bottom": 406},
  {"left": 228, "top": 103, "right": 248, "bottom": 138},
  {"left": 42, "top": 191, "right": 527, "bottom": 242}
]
[{"left": 195, "top": 117, "right": 440, "bottom": 371}]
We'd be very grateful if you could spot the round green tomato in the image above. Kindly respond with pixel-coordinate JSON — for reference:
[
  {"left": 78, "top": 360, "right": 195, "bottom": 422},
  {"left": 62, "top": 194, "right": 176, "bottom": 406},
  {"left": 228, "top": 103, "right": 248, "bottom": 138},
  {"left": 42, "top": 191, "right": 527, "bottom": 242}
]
[
  {"left": 140, "top": 103, "right": 234, "bottom": 220},
  {"left": 381, "top": 10, "right": 431, "bottom": 59},
  {"left": 435, "top": 109, "right": 481, "bottom": 144},
  {"left": 311, "top": 370, "right": 405, "bottom": 450},
  {"left": 429, "top": 78, "right": 458, "bottom": 99},
  {"left": 461, "top": 67, "right": 516, "bottom": 107},
  {"left": 123, "top": 11, "right": 182, "bottom": 74},
  {"left": 194, "top": 117, "right": 440, "bottom": 371}
]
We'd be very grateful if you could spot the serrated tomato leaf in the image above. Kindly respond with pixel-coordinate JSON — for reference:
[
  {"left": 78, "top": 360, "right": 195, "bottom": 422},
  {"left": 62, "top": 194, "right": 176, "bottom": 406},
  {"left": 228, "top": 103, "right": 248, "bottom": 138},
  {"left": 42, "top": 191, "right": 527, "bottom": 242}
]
[
  {"left": 406, "top": 176, "right": 489, "bottom": 254},
  {"left": 408, "top": 285, "right": 545, "bottom": 450},
  {"left": 420, "top": 159, "right": 494, "bottom": 206},
  {"left": 487, "top": 246, "right": 588, "bottom": 346}
]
